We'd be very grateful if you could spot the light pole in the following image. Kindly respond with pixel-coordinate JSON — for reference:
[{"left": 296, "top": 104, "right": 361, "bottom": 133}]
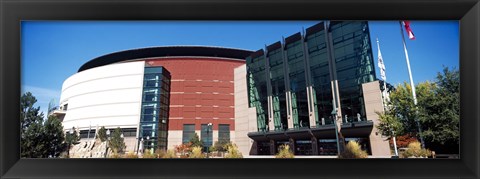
[
  {"left": 146, "top": 136, "right": 150, "bottom": 154},
  {"left": 206, "top": 123, "right": 212, "bottom": 158},
  {"left": 331, "top": 108, "right": 341, "bottom": 155},
  {"left": 104, "top": 129, "right": 110, "bottom": 158}
]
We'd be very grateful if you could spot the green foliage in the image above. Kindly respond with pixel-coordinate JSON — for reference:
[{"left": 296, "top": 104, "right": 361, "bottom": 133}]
[
  {"left": 189, "top": 133, "right": 203, "bottom": 148},
  {"left": 224, "top": 143, "right": 243, "bottom": 158},
  {"left": 419, "top": 67, "right": 459, "bottom": 146},
  {"left": 124, "top": 152, "right": 139, "bottom": 158},
  {"left": 401, "top": 141, "right": 432, "bottom": 158},
  {"left": 143, "top": 149, "right": 156, "bottom": 158},
  {"left": 338, "top": 141, "right": 368, "bottom": 159},
  {"left": 65, "top": 127, "right": 80, "bottom": 146},
  {"left": 43, "top": 116, "right": 67, "bottom": 157},
  {"left": 97, "top": 126, "right": 107, "bottom": 142},
  {"left": 163, "top": 149, "right": 178, "bottom": 158},
  {"left": 108, "top": 127, "right": 126, "bottom": 154},
  {"left": 20, "top": 92, "right": 66, "bottom": 158},
  {"left": 377, "top": 67, "right": 459, "bottom": 152},
  {"left": 212, "top": 140, "right": 231, "bottom": 152},
  {"left": 189, "top": 146, "right": 205, "bottom": 158},
  {"left": 275, "top": 144, "right": 294, "bottom": 158}
]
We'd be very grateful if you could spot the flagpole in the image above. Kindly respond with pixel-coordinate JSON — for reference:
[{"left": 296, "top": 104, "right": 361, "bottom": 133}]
[
  {"left": 399, "top": 21, "right": 425, "bottom": 148},
  {"left": 377, "top": 37, "right": 398, "bottom": 157}
]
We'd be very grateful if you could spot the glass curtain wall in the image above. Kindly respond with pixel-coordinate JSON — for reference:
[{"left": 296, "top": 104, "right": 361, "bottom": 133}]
[
  {"left": 140, "top": 66, "right": 170, "bottom": 151},
  {"left": 267, "top": 42, "right": 288, "bottom": 130},
  {"left": 305, "top": 23, "right": 334, "bottom": 125},
  {"left": 329, "top": 21, "right": 375, "bottom": 123},
  {"left": 246, "top": 50, "right": 269, "bottom": 132},
  {"left": 285, "top": 33, "right": 309, "bottom": 128}
]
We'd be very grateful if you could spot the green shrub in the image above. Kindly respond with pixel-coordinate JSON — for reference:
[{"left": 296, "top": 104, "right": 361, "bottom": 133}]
[
  {"left": 143, "top": 149, "right": 156, "bottom": 158},
  {"left": 338, "top": 141, "right": 368, "bottom": 159},
  {"left": 189, "top": 146, "right": 205, "bottom": 158},
  {"left": 224, "top": 143, "right": 243, "bottom": 158},
  {"left": 162, "top": 149, "right": 177, "bottom": 158},
  {"left": 275, "top": 144, "right": 294, "bottom": 158},
  {"left": 124, "top": 152, "right": 138, "bottom": 158},
  {"left": 401, "top": 141, "right": 432, "bottom": 158}
]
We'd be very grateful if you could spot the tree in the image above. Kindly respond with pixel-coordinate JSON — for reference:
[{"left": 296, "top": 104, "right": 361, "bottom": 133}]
[
  {"left": 212, "top": 140, "right": 230, "bottom": 153},
  {"left": 108, "top": 127, "right": 126, "bottom": 154},
  {"left": 21, "top": 92, "right": 66, "bottom": 158},
  {"left": 97, "top": 126, "right": 107, "bottom": 142},
  {"left": 65, "top": 127, "right": 80, "bottom": 157},
  {"left": 43, "top": 115, "right": 67, "bottom": 158},
  {"left": 189, "top": 133, "right": 203, "bottom": 148},
  {"left": 20, "top": 92, "right": 45, "bottom": 157},
  {"left": 419, "top": 67, "right": 459, "bottom": 150},
  {"left": 377, "top": 67, "right": 460, "bottom": 154}
]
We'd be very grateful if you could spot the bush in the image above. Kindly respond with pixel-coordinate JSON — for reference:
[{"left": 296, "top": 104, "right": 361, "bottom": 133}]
[
  {"left": 124, "top": 152, "right": 138, "bottom": 158},
  {"left": 338, "top": 141, "right": 368, "bottom": 159},
  {"left": 189, "top": 146, "right": 205, "bottom": 158},
  {"left": 224, "top": 143, "right": 243, "bottom": 158},
  {"left": 109, "top": 152, "right": 121, "bottom": 158},
  {"left": 163, "top": 149, "right": 177, "bottom": 158},
  {"left": 143, "top": 149, "right": 156, "bottom": 158},
  {"left": 175, "top": 142, "right": 192, "bottom": 157},
  {"left": 401, "top": 141, "right": 432, "bottom": 158},
  {"left": 275, "top": 144, "right": 294, "bottom": 158}
]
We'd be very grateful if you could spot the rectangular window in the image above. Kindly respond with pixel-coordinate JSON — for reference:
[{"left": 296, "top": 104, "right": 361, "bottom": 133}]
[
  {"left": 182, "top": 124, "right": 195, "bottom": 143},
  {"left": 218, "top": 124, "right": 230, "bottom": 142},
  {"left": 201, "top": 124, "right": 213, "bottom": 149}
]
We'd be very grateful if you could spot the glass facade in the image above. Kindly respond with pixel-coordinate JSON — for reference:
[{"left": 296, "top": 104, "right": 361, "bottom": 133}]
[
  {"left": 182, "top": 124, "right": 195, "bottom": 143},
  {"left": 306, "top": 24, "right": 333, "bottom": 125},
  {"left": 246, "top": 50, "right": 269, "bottom": 131},
  {"left": 139, "top": 66, "right": 170, "bottom": 151},
  {"left": 246, "top": 21, "right": 375, "bottom": 132},
  {"left": 218, "top": 124, "right": 230, "bottom": 142},
  {"left": 267, "top": 42, "right": 288, "bottom": 130},
  {"left": 201, "top": 124, "right": 213, "bottom": 151},
  {"left": 285, "top": 33, "right": 309, "bottom": 128},
  {"left": 330, "top": 21, "right": 374, "bottom": 123}
]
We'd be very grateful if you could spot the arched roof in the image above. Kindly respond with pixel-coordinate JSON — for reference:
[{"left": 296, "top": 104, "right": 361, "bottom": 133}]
[{"left": 78, "top": 46, "right": 254, "bottom": 72}]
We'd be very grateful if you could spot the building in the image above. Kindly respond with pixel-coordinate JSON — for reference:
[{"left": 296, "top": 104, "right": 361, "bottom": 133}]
[
  {"left": 52, "top": 46, "right": 252, "bottom": 153},
  {"left": 52, "top": 21, "right": 392, "bottom": 157},
  {"left": 234, "top": 21, "right": 391, "bottom": 156}
]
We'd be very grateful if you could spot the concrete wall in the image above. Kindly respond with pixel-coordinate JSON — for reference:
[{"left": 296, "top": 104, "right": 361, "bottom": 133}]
[
  {"left": 362, "top": 81, "right": 391, "bottom": 157},
  {"left": 234, "top": 64, "right": 257, "bottom": 156},
  {"left": 60, "top": 61, "right": 145, "bottom": 131}
]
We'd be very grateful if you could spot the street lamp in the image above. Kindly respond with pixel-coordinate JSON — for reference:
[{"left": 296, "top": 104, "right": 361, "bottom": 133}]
[
  {"left": 146, "top": 136, "right": 150, "bottom": 153},
  {"left": 206, "top": 123, "right": 212, "bottom": 158},
  {"left": 331, "top": 108, "right": 341, "bottom": 155},
  {"left": 104, "top": 129, "right": 111, "bottom": 158}
]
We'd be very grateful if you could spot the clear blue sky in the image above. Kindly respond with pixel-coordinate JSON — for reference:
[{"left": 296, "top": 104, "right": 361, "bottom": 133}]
[{"left": 21, "top": 21, "right": 459, "bottom": 115}]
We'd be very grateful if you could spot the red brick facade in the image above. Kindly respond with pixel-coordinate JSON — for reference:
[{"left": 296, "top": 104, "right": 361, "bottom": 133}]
[{"left": 146, "top": 57, "right": 245, "bottom": 131}]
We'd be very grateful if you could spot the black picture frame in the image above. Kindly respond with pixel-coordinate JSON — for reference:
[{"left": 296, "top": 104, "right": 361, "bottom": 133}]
[{"left": 1, "top": 0, "right": 479, "bottom": 178}]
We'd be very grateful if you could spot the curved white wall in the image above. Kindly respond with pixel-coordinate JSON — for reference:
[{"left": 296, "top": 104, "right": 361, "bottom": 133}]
[{"left": 60, "top": 61, "right": 145, "bottom": 131}]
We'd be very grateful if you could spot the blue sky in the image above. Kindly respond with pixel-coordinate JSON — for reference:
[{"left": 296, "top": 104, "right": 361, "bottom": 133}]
[{"left": 21, "top": 21, "right": 459, "bottom": 115}]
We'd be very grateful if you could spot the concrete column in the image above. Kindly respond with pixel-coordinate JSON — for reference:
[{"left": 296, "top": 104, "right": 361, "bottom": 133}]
[
  {"left": 362, "top": 81, "right": 391, "bottom": 157},
  {"left": 270, "top": 139, "right": 276, "bottom": 155},
  {"left": 289, "top": 138, "right": 295, "bottom": 155},
  {"left": 311, "top": 136, "right": 319, "bottom": 155}
]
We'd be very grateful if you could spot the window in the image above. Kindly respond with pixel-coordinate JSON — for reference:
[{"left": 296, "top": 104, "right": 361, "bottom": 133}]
[
  {"left": 201, "top": 124, "right": 213, "bottom": 150},
  {"left": 182, "top": 124, "right": 195, "bottom": 143},
  {"left": 218, "top": 124, "right": 230, "bottom": 142}
]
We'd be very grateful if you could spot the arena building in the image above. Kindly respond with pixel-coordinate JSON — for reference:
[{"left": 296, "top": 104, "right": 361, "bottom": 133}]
[
  {"left": 51, "top": 21, "right": 392, "bottom": 157},
  {"left": 51, "top": 46, "right": 252, "bottom": 153}
]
